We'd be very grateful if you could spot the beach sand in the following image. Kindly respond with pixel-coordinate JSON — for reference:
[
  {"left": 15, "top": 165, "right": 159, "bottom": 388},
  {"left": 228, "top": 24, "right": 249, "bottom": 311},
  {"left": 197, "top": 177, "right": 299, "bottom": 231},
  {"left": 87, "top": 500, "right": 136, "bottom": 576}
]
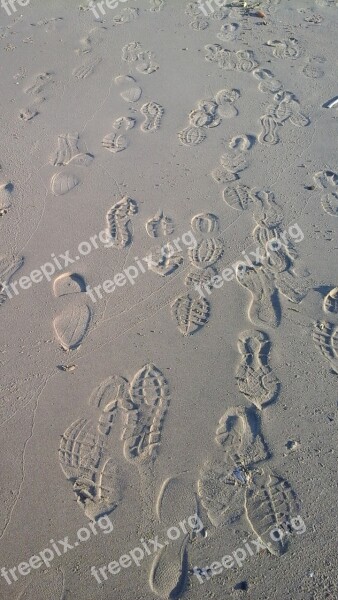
[{"left": 0, "top": 1, "right": 337, "bottom": 598}]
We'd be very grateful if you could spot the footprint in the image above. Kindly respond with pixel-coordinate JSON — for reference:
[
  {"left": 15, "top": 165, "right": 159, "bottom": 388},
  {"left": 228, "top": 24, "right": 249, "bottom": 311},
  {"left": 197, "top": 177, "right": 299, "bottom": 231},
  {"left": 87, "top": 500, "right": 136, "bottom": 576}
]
[
  {"left": 252, "top": 221, "right": 308, "bottom": 304},
  {"left": 136, "top": 50, "right": 159, "bottom": 75},
  {"left": 244, "top": 469, "right": 299, "bottom": 556},
  {"left": 75, "top": 26, "right": 105, "bottom": 54},
  {"left": 146, "top": 210, "right": 175, "bottom": 237},
  {"left": 236, "top": 50, "right": 258, "bottom": 72},
  {"left": 122, "top": 364, "right": 170, "bottom": 463},
  {"left": 198, "top": 458, "right": 244, "bottom": 528},
  {"left": 19, "top": 107, "right": 38, "bottom": 121},
  {"left": 50, "top": 171, "right": 80, "bottom": 196},
  {"left": 122, "top": 41, "right": 142, "bottom": 62},
  {"left": 188, "top": 105, "right": 219, "bottom": 129},
  {"left": 223, "top": 184, "right": 254, "bottom": 211},
  {"left": 24, "top": 72, "right": 53, "bottom": 98},
  {"left": 171, "top": 292, "right": 210, "bottom": 335},
  {"left": 53, "top": 272, "right": 87, "bottom": 297},
  {"left": 106, "top": 196, "right": 138, "bottom": 248},
  {"left": 198, "top": 406, "right": 269, "bottom": 527},
  {"left": 140, "top": 102, "right": 164, "bottom": 132},
  {"left": 120, "top": 87, "right": 142, "bottom": 103},
  {"left": 324, "top": 287, "right": 338, "bottom": 314},
  {"left": 102, "top": 132, "right": 128, "bottom": 153},
  {"left": 229, "top": 134, "right": 255, "bottom": 151},
  {"left": 185, "top": 266, "right": 217, "bottom": 288},
  {"left": 53, "top": 304, "right": 92, "bottom": 350},
  {"left": 313, "top": 170, "right": 338, "bottom": 216},
  {"left": 211, "top": 166, "right": 238, "bottom": 184},
  {"left": 216, "top": 406, "right": 269, "bottom": 466},
  {"left": 313, "top": 170, "right": 338, "bottom": 190},
  {"left": 218, "top": 151, "right": 247, "bottom": 176},
  {"left": 185, "top": 1, "right": 206, "bottom": 16},
  {"left": 236, "top": 330, "right": 280, "bottom": 410},
  {"left": 266, "top": 38, "right": 301, "bottom": 59},
  {"left": 217, "top": 22, "right": 240, "bottom": 41},
  {"left": 258, "top": 115, "right": 280, "bottom": 145},
  {"left": 112, "top": 116, "right": 136, "bottom": 131},
  {"left": 236, "top": 265, "right": 281, "bottom": 328},
  {"left": 122, "top": 41, "right": 158, "bottom": 73},
  {"left": 0, "top": 182, "right": 14, "bottom": 212},
  {"left": 59, "top": 378, "right": 124, "bottom": 520},
  {"left": 191, "top": 213, "right": 219, "bottom": 235},
  {"left": 150, "top": 476, "right": 199, "bottom": 599},
  {"left": 302, "top": 57, "right": 325, "bottom": 78},
  {"left": 253, "top": 190, "right": 283, "bottom": 228},
  {"left": 146, "top": 244, "right": 183, "bottom": 276},
  {"left": 112, "top": 7, "right": 139, "bottom": 25},
  {"left": 215, "top": 87, "right": 240, "bottom": 118},
  {"left": 0, "top": 254, "right": 24, "bottom": 303},
  {"left": 149, "top": 0, "right": 166, "bottom": 11},
  {"left": 188, "top": 238, "right": 224, "bottom": 268},
  {"left": 190, "top": 17, "right": 209, "bottom": 30},
  {"left": 115, "top": 74, "right": 142, "bottom": 103},
  {"left": 52, "top": 272, "right": 92, "bottom": 350},
  {"left": 49, "top": 132, "right": 79, "bottom": 166},
  {"left": 313, "top": 321, "right": 338, "bottom": 374},
  {"left": 72, "top": 57, "right": 102, "bottom": 79},
  {"left": 253, "top": 68, "right": 283, "bottom": 94},
  {"left": 178, "top": 126, "right": 206, "bottom": 146},
  {"left": 321, "top": 192, "right": 338, "bottom": 217}
]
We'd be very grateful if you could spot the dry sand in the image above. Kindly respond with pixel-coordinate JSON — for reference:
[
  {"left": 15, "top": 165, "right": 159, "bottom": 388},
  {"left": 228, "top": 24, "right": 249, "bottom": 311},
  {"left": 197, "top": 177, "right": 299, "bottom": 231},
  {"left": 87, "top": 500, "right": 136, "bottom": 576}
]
[{"left": 0, "top": 0, "right": 337, "bottom": 599}]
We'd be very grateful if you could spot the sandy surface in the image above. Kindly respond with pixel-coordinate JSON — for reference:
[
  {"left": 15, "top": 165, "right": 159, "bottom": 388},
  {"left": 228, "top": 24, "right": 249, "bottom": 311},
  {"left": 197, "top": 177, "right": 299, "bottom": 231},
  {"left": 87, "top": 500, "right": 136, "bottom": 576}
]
[{"left": 0, "top": 1, "right": 337, "bottom": 599}]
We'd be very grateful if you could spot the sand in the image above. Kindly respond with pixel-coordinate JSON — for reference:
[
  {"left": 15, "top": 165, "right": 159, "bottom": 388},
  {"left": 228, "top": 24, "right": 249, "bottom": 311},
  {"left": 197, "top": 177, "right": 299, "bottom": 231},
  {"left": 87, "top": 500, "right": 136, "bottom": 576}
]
[{"left": 0, "top": 0, "right": 337, "bottom": 599}]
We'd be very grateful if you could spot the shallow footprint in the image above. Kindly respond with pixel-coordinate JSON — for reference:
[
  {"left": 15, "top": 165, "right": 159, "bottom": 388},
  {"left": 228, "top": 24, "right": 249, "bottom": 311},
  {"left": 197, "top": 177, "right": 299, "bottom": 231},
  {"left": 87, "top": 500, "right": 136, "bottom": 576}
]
[
  {"left": 53, "top": 303, "right": 92, "bottom": 350},
  {"left": 150, "top": 475, "right": 199, "bottom": 599}
]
